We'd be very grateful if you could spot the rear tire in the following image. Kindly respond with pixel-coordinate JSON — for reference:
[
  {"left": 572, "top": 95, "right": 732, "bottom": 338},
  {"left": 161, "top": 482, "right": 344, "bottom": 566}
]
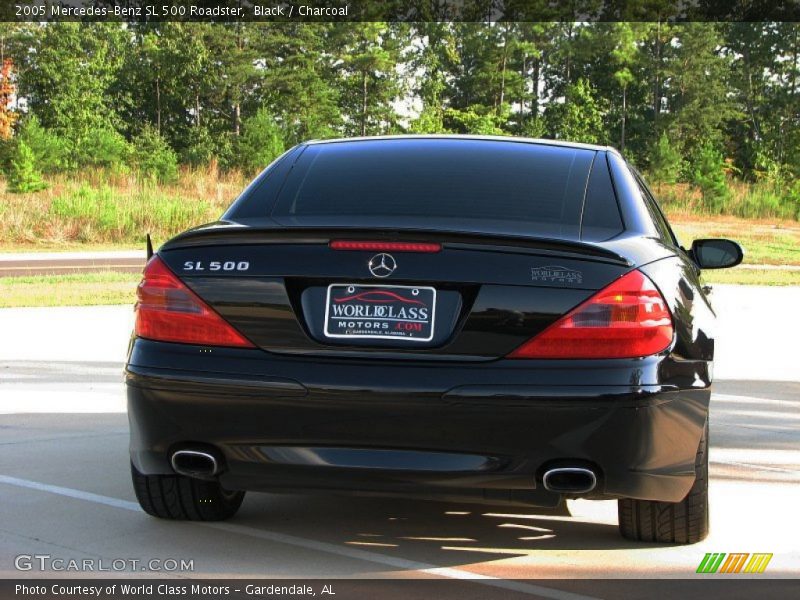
[
  {"left": 618, "top": 421, "right": 709, "bottom": 544},
  {"left": 131, "top": 462, "right": 244, "bottom": 521}
]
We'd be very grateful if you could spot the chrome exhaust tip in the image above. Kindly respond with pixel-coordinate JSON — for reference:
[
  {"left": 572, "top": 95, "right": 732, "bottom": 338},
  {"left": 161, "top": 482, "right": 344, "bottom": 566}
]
[
  {"left": 171, "top": 450, "right": 219, "bottom": 479},
  {"left": 542, "top": 467, "right": 597, "bottom": 494}
]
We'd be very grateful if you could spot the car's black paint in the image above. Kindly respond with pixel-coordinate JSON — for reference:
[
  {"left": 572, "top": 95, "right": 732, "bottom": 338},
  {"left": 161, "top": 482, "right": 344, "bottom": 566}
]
[
  {"left": 127, "top": 136, "right": 728, "bottom": 508},
  {"left": 164, "top": 245, "right": 629, "bottom": 359},
  {"left": 128, "top": 339, "right": 709, "bottom": 505}
]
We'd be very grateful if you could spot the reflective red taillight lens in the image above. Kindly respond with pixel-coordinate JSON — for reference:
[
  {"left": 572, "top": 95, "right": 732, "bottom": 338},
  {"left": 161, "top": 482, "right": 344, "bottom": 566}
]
[
  {"left": 330, "top": 240, "right": 441, "bottom": 253},
  {"left": 508, "top": 270, "right": 673, "bottom": 359},
  {"left": 134, "top": 256, "right": 254, "bottom": 348}
]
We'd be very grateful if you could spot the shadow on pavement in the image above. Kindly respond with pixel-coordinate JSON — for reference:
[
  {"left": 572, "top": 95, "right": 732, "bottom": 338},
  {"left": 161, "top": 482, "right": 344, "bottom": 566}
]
[{"left": 226, "top": 491, "right": 669, "bottom": 567}]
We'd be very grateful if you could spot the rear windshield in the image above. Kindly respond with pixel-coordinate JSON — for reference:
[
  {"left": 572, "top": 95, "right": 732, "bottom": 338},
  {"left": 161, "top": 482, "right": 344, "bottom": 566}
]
[{"left": 270, "top": 139, "right": 596, "bottom": 238}]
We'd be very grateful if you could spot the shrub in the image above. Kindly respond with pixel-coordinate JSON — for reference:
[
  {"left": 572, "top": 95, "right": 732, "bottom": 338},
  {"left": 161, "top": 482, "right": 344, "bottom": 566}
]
[
  {"left": 6, "top": 140, "right": 47, "bottom": 193},
  {"left": 75, "top": 126, "right": 131, "bottom": 171},
  {"left": 520, "top": 117, "right": 547, "bottom": 139},
  {"left": 544, "top": 79, "right": 606, "bottom": 144},
  {"left": 407, "top": 108, "right": 445, "bottom": 134},
  {"left": 15, "top": 115, "right": 68, "bottom": 174},
  {"left": 131, "top": 126, "right": 178, "bottom": 183},
  {"left": 786, "top": 181, "right": 800, "bottom": 220},
  {"left": 691, "top": 144, "right": 729, "bottom": 213},
  {"left": 181, "top": 127, "right": 232, "bottom": 167},
  {"left": 233, "top": 108, "right": 285, "bottom": 174},
  {"left": 444, "top": 106, "right": 507, "bottom": 135},
  {"left": 738, "top": 165, "right": 800, "bottom": 220}
]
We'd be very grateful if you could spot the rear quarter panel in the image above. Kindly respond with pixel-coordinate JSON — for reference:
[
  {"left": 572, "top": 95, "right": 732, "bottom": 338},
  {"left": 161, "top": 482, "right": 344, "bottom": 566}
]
[{"left": 640, "top": 251, "right": 715, "bottom": 387}]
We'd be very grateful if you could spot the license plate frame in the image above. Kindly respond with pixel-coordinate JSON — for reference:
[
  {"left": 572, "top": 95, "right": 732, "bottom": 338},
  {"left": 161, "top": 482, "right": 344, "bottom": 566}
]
[{"left": 323, "top": 284, "right": 436, "bottom": 342}]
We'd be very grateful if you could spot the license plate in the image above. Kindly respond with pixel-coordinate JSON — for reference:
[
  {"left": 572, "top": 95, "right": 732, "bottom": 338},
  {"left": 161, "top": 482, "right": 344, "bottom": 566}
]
[{"left": 324, "top": 284, "right": 436, "bottom": 342}]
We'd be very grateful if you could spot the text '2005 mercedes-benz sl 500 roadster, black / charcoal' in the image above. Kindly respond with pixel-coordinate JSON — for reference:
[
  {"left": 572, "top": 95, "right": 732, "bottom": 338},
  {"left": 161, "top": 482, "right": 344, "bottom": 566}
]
[{"left": 126, "top": 135, "right": 743, "bottom": 543}]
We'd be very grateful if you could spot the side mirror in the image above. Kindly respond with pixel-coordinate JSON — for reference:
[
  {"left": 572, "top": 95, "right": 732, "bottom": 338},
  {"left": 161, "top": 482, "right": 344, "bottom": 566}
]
[{"left": 691, "top": 238, "right": 744, "bottom": 270}]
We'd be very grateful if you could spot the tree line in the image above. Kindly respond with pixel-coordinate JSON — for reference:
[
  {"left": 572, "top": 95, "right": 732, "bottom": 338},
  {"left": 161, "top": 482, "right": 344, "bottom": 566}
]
[{"left": 0, "top": 21, "right": 798, "bottom": 216}]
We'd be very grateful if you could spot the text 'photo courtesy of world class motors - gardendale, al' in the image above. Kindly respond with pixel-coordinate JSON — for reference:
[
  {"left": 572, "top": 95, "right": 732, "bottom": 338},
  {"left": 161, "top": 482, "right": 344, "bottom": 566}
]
[{"left": 0, "top": 2, "right": 798, "bottom": 600}]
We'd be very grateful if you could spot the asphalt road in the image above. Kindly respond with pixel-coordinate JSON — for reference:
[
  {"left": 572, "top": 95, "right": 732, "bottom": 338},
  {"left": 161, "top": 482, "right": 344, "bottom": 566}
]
[
  {"left": 0, "top": 287, "right": 798, "bottom": 593},
  {"left": 0, "top": 251, "right": 145, "bottom": 277},
  {"left": 0, "top": 250, "right": 798, "bottom": 279}
]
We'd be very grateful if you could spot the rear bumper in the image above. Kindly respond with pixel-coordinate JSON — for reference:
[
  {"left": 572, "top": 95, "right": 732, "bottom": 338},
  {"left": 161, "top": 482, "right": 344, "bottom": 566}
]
[{"left": 126, "top": 339, "right": 710, "bottom": 506}]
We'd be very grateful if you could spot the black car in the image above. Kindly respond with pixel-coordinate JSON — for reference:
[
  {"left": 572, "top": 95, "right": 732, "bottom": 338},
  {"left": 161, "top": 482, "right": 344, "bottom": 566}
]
[{"left": 126, "top": 135, "right": 742, "bottom": 543}]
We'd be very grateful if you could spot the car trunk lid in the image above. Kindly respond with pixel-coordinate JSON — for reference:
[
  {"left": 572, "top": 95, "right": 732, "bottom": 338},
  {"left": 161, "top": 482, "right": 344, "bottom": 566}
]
[{"left": 157, "top": 226, "right": 636, "bottom": 360}]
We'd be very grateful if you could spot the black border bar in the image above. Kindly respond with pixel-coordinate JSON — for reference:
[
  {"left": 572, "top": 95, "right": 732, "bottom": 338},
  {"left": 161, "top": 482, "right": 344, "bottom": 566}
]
[
  {"left": 3, "top": 579, "right": 800, "bottom": 600},
  {"left": 4, "top": 1, "right": 800, "bottom": 23}
]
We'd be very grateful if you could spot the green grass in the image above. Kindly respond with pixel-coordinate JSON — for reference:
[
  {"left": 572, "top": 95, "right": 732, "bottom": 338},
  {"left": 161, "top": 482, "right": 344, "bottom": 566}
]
[
  {"left": 654, "top": 180, "right": 800, "bottom": 221},
  {"left": 700, "top": 268, "right": 800, "bottom": 286},
  {"left": 48, "top": 183, "right": 214, "bottom": 242},
  {"left": 0, "top": 167, "right": 245, "bottom": 246},
  {"left": 669, "top": 216, "right": 800, "bottom": 266},
  {"left": 0, "top": 272, "right": 139, "bottom": 307}
]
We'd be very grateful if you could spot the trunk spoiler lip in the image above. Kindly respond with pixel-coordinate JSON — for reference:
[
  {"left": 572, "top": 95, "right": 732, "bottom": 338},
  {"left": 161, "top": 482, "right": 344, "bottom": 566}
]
[{"left": 161, "top": 221, "right": 633, "bottom": 266}]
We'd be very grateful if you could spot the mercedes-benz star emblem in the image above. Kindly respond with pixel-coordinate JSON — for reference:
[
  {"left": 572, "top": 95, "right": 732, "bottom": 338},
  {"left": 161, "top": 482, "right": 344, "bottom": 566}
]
[{"left": 368, "top": 253, "right": 397, "bottom": 278}]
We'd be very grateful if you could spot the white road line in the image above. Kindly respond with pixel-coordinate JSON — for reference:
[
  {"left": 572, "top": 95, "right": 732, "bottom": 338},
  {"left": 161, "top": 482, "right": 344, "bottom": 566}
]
[
  {"left": 0, "top": 475, "right": 139, "bottom": 511},
  {"left": 0, "top": 388, "right": 127, "bottom": 414},
  {"left": 0, "top": 251, "right": 145, "bottom": 261},
  {"left": 710, "top": 460, "right": 800, "bottom": 475},
  {"left": 0, "top": 264, "right": 140, "bottom": 271},
  {"left": 0, "top": 474, "right": 600, "bottom": 600},
  {"left": 713, "top": 393, "right": 796, "bottom": 406}
]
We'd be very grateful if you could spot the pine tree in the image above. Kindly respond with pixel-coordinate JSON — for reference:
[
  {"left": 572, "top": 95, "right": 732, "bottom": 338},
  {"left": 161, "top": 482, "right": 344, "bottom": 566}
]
[
  {"left": 233, "top": 108, "right": 285, "bottom": 174},
  {"left": 132, "top": 125, "right": 178, "bottom": 183},
  {"left": 256, "top": 23, "right": 342, "bottom": 145},
  {"left": 409, "top": 23, "right": 457, "bottom": 130},
  {"left": 7, "top": 140, "right": 46, "bottom": 193},
  {"left": 15, "top": 115, "right": 67, "bottom": 174},
  {"left": 331, "top": 23, "right": 407, "bottom": 136},
  {"left": 692, "top": 144, "right": 729, "bottom": 212},
  {"left": 664, "top": 23, "right": 739, "bottom": 159},
  {"left": 649, "top": 132, "right": 684, "bottom": 184},
  {"left": 611, "top": 23, "right": 637, "bottom": 152}
]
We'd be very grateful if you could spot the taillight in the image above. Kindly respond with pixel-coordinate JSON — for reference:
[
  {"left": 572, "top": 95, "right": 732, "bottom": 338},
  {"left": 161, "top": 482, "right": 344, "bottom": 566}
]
[
  {"left": 134, "top": 256, "right": 254, "bottom": 348},
  {"left": 507, "top": 270, "right": 673, "bottom": 359},
  {"left": 330, "top": 240, "right": 441, "bottom": 253}
]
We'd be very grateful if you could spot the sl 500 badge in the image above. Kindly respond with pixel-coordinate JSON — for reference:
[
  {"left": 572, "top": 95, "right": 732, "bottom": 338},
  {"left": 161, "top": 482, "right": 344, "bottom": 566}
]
[{"left": 183, "top": 261, "right": 250, "bottom": 272}]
